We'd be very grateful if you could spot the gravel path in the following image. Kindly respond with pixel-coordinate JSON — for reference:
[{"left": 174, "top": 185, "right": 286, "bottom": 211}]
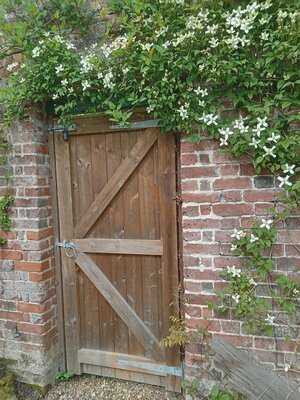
[{"left": 44, "top": 376, "right": 183, "bottom": 400}]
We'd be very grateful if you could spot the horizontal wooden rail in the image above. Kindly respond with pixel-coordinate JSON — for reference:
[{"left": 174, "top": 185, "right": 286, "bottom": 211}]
[
  {"left": 78, "top": 349, "right": 182, "bottom": 377},
  {"left": 73, "top": 238, "right": 163, "bottom": 255}
]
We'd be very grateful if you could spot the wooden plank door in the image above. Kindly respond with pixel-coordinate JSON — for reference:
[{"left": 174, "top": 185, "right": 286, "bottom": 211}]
[{"left": 53, "top": 115, "right": 181, "bottom": 391}]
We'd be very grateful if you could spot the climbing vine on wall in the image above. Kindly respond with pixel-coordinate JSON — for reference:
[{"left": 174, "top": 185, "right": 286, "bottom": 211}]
[{"left": 0, "top": 0, "right": 300, "bottom": 334}]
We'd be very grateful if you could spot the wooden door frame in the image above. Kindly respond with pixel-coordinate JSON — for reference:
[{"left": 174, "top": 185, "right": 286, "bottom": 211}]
[{"left": 48, "top": 114, "right": 183, "bottom": 380}]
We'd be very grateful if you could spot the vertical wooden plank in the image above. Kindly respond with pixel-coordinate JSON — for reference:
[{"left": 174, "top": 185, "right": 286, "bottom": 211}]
[
  {"left": 119, "top": 132, "right": 144, "bottom": 382},
  {"left": 121, "top": 132, "right": 145, "bottom": 358},
  {"left": 54, "top": 134, "right": 80, "bottom": 374},
  {"left": 76, "top": 135, "right": 100, "bottom": 351},
  {"left": 48, "top": 132, "right": 66, "bottom": 372},
  {"left": 138, "top": 130, "right": 162, "bottom": 361},
  {"left": 158, "top": 132, "right": 181, "bottom": 391},
  {"left": 106, "top": 132, "right": 129, "bottom": 363},
  {"left": 90, "top": 134, "right": 108, "bottom": 358}
]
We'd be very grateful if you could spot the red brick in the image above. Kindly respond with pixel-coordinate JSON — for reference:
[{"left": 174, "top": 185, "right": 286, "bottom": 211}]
[
  {"left": 183, "top": 231, "right": 202, "bottom": 241},
  {"left": 25, "top": 187, "right": 50, "bottom": 197},
  {"left": 220, "top": 165, "right": 239, "bottom": 175},
  {"left": 213, "top": 203, "right": 253, "bottom": 216},
  {"left": 0, "top": 311, "right": 23, "bottom": 321},
  {"left": 183, "top": 218, "right": 221, "bottom": 229},
  {"left": 213, "top": 333, "right": 253, "bottom": 348},
  {"left": 15, "top": 260, "right": 50, "bottom": 272},
  {"left": 183, "top": 192, "right": 220, "bottom": 203},
  {"left": 182, "top": 206, "right": 199, "bottom": 217},
  {"left": 213, "top": 177, "right": 252, "bottom": 190},
  {"left": 222, "top": 191, "right": 242, "bottom": 202},
  {"left": 254, "top": 337, "right": 275, "bottom": 350},
  {"left": 23, "top": 144, "right": 49, "bottom": 155},
  {"left": 0, "top": 250, "right": 22, "bottom": 260},
  {"left": 181, "top": 153, "right": 198, "bottom": 165},
  {"left": 181, "top": 140, "right": 219, "bottom": 152},
  {"left": 240, "top": 163, "right": 256, "bottom": 176},
  {"left": 26, "top": 228, "right": 54, "bottom": 240},
  {"left": 200, "top": 205, "right": 211, "bottom": 215},
  {"left": 181, "top": 166, "right": 217, "bottom": 179},
  {"left": 184, "top": 269, "right": 219, "bottom": 281},
  {"left": 185, "top": 305, "right": 202, "bottom": 318},
  {"left": 243, "top": 189, "right": 279, "bottom": 202},
  {"left": 183, "top": 243, "right": 220, "bottom": 255},
  {"left": 29, "top": 269, "right": 55, "bottom": 282},
  {"left": 181, "top": 180, "right": 198, "bottom": 191},
  {"left": 17, "top": 302, "right": 49, "bottom": 313}
]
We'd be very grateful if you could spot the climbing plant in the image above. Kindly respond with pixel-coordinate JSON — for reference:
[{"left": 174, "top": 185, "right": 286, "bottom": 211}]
[{"left": 0, "top": 0, "right": 300, "bottom": 335}]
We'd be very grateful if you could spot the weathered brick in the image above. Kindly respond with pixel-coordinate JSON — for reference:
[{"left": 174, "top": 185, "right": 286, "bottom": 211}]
[
  {"left": 254, "top": 175, "right": 275, "bottom": 188},
  {"left": 213, "top": 177, "right": 252, "bottom": 190},
  {"left": 213, "top": 203, "right": 253, "bottom": 216}
]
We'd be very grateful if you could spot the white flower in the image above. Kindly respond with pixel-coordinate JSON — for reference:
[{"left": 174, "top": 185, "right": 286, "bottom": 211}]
[
  {"left": 219, "top": 127, "right": 233, "bottom": 136},
  {"left": 194, "top": 87, "right": 208, "bottom": 97},
  {"left": 263, "top": 145, "right": 276, "bottom": 159},
  {"left": 260, "top": 218, "right": 273, "bottom": 230},
  {"left": 283, "top": 164, "right": 295, "bottom": 175},
  {"left": 220, "top": 137, "right": 229, "bottom": 147},
  {"left": 206, "top": 24, "right": 218, "bottom": 35},
  {"left": 68, "top": 87, "right": 74, "bottom": 94},
  {"left": 233, "top": 117, "right": 247, "bottom": 130},
  {"left": 284, "top": 364, "right": 290, "bottom": 373},
  {"left": 6, "top": 62, "right": 18, "bottom": 72},
  {"left": 20, "top": 78, "right": 25, "bottom": 83},
  {"left": 261, "top": 32, "right": 269, "bottom": 41},
  {"left": 141, "top": 43, "right": 153, "bottom": 51},
  {"left": 232, "top": 294, "right": 240, "bottom": 304},
  {"left": 227, "top": 265, "right": 241, "bottom": 278},
  {"left": 52, "top": 93, "right": 59, "bottom": 100},
  {"left": 278, "top": 175, "right": 292, "bottom": 188},
  {"left": 257, "top": 116, "right": 268, "bottom": 129},
  {"left": 231, "top": 229, "right": 246, "bottom": 240},
  {"left": 80, "top": 55, "right": 93, "bottom": 74},
  {"left": 82, "top": 80, "right": 91, "bottom": 91},
  {"left": 293, "top": 288, "right": 299, "bottom": 296},
  {"left": 66, "top": 42, "right": 75, "bottom": 50},
  {"left": 249, "top": 278, "right": 257, "bottom": 287},
  {"left": 265, "top": 313, "right": 276, "bottom": 325},
  {"left": 198, "top": 100, "right": 205, "bottom": 107},
  {"left": 123, "top": 67, "right": 129, "bottom": 74},
  {"left": 267, "top": 132, "right": 280, "bottom": 143},
  {"left": 103, "top": 71, "right": 115, "bottom": 89},
  {"left": 178, "top": 104, "right": 189, "bottom": 120},
  {"left": 209, "top": 37, "right": 219, "bottom": 48},
  {"left": 231, "top": 244, "right": 238, "bottom": 252},
  {"left": 250, "top": 234, "right": 258, "bottom": 243},
  {"left": 200, "top": 113, "right": 218, "bottom": 126},
  {"left": 61, "top": 79, "right": 68, "bottom": 87},
  {"left": 249, "top": 137, "right": 261, "bottom": 149},
  {"left": 162, "top": 41, "right": 171, "bottom": 49},
  {"left": 32, "top": 46, "right": 41, "bottom": 58},
  {"left": 55, "top": 64, "right": 64, "bottom": 74}
]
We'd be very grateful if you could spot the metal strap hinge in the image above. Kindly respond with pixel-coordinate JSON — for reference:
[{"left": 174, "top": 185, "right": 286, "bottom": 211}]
[{"left": 48, "top": 125, "right": 77, "bottom": 141}]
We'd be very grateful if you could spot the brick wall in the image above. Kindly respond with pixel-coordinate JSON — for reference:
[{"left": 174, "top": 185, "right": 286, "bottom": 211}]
[
  {"left": 0, "top": 115, "right": 59, "bottom": 385},
  {"left": 181, "top": 138, "right": 300, "bottom": 391}
]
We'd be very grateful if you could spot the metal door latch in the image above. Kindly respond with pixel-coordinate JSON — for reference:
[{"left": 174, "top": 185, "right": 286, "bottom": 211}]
[{"left": 57, "top": 240, "right": 78, "bottom": 258}]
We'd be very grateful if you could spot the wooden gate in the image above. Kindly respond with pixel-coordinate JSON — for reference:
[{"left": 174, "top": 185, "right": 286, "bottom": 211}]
[{"left": 52, "top": 114, "right": 182, "bottom": 391}]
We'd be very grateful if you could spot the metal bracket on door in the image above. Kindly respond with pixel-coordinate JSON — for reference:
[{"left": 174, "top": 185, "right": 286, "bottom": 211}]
[
  {"left": 48, "top": 125, "right": 77, "bottom": 141},
  {"left": 57, "top": 240, "right": 78, "bottom": 258}
]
